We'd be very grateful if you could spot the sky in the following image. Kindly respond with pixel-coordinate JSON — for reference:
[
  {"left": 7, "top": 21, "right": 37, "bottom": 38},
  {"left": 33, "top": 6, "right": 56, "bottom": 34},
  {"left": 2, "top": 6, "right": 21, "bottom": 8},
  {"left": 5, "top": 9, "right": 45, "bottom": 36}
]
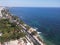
[{"left": 0, "top": 0, "right": 60, "bottom": 7}]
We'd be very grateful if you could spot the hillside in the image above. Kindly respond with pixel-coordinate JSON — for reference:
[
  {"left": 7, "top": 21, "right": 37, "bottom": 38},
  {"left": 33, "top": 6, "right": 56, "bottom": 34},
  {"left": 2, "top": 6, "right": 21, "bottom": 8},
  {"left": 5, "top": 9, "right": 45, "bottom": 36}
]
[
  {"left": 0, "top": 7, "right": 46, "bottom": 45},
  {"left": 0, "top": 7, "right": 27, "bottom": 45}
]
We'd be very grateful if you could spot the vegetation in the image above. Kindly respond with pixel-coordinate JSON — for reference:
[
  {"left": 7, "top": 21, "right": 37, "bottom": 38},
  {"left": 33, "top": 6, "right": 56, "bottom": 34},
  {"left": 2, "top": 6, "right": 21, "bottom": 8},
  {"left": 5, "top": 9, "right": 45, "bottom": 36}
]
[
  {"left": 0, "top": 19, "right": 26, "bottom": 43},
  {"left": 25, "top": 25, "right": 30, "bottom": 30},
  {"left": 12, "top": 15, "right": 19, "bottom": 20},
  {"left": 37, "top": 36, "right": 43, "bottom": 42},
  {"left": 31, "top": 31, "right": 37, "bottom": 35},
  {"left": 19, "top": 19, "right": 24, "bottom": 24}
]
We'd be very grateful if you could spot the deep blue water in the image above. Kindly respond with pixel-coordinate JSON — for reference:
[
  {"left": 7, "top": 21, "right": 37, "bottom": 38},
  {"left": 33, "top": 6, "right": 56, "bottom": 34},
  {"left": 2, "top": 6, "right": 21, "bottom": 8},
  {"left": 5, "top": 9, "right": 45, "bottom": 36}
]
[{"left": 9, "top": 7, "right": 60, "bottom": 45}]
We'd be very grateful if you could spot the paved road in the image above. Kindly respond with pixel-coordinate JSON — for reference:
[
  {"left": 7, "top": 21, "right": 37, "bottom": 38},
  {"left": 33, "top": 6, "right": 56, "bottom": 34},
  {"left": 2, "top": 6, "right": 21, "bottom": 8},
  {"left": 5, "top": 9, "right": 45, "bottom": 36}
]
[{"left": 20, "top": 24, "right": 41, "bottom": 45}]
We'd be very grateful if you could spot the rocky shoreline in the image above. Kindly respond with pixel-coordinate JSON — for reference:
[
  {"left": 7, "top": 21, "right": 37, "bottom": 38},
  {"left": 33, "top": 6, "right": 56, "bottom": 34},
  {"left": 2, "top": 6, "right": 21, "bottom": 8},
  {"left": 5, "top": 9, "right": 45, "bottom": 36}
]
[{"left": 0, "top": 7, "right": 45, "bottom": 45}]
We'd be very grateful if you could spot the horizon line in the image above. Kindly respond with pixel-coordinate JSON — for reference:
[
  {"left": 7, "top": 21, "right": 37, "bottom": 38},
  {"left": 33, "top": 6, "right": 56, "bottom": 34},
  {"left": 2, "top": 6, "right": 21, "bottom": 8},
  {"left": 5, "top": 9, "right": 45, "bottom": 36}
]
[{"left": 0, "top": 6, "right": 60, "bottom": 8}]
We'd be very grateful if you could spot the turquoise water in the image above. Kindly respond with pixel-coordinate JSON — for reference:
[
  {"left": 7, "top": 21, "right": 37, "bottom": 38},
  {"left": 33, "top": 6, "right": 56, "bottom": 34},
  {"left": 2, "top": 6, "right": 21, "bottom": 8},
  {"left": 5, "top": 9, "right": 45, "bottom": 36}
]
[{"left": 9, "top": 7, "right": 60, "bottom": 45}]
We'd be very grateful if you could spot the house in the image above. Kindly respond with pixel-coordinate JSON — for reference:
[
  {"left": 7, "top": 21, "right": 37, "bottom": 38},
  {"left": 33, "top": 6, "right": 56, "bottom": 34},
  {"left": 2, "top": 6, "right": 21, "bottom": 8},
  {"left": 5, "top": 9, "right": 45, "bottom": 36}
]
[
  {"left": 0, "top": 7, "right": 4, "bottom": 18},
  {"left": 28, "top": 28, "right": 37, "bottom": 33},
  {"left": 0, "top": 32, "right": 2, "bottom": 36}
]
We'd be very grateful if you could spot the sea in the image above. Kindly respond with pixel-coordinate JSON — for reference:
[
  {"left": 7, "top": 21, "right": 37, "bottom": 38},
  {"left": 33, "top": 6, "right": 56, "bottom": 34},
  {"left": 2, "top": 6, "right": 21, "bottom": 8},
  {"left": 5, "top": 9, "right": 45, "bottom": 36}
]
[{"left": 9, "top": 7, "right": 60, "bottom": 45}]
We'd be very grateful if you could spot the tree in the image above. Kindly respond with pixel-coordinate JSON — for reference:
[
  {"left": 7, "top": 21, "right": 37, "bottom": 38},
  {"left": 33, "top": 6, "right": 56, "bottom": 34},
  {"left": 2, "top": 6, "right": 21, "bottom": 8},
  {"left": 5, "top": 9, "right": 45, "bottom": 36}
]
[{"left": 31, "top": 31, "right": 37, "bottom": 35}]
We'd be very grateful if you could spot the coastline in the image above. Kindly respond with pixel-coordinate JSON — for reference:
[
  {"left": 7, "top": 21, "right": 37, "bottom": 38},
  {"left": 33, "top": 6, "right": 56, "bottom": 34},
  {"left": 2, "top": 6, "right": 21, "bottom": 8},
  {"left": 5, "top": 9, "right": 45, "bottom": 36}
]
[{"left": 0, "top": 7, "right": 46, "bottom": 45}]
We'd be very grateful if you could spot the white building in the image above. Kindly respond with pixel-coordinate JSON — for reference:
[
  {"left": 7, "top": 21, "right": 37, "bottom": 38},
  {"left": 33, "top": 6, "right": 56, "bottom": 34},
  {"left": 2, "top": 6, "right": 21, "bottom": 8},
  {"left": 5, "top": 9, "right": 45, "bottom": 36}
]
[
  {"left": 0, "top": 33, "right": 2, "bottom": 36},
  {"left": 28, "top": 28, "right": 37, "bottom": 33},
  {"left": 0, "top": 7, "right": 5, "bottom": 17}
]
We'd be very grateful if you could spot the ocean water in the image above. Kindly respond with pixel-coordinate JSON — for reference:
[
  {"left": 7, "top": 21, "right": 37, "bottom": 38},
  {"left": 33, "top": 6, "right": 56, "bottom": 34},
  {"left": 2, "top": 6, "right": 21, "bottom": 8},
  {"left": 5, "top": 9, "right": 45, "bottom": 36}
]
[{"left": 9, "top": 7, "right": 60, "bottom": 45}]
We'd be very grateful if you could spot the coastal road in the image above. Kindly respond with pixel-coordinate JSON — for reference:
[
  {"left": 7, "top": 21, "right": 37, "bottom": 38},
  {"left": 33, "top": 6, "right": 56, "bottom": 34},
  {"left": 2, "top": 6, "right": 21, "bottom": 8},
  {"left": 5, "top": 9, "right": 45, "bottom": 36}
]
[{"left": 20, "top": 24, "right": 41, "bottom": 45}]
